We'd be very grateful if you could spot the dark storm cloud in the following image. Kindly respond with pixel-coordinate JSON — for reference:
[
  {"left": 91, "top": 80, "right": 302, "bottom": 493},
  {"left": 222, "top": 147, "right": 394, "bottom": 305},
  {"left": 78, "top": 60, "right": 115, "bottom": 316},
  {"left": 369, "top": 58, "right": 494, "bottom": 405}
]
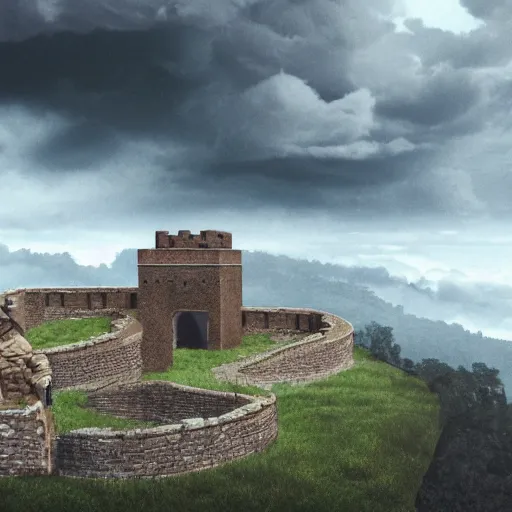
[
  {"left": 460, "top": 0, "right": 512, "bottom": 20},
  {"left": 402, "top": 19, "right": 512, "bottom": 70},
  {"left": 1, "top": 0, "right": 512, "bottom": 221},
  {"left": 31, "top": 120, "right": 123, "bottom": 170},
  {"left": 375, "top": 67, "right": 481, "bottom": 127}
]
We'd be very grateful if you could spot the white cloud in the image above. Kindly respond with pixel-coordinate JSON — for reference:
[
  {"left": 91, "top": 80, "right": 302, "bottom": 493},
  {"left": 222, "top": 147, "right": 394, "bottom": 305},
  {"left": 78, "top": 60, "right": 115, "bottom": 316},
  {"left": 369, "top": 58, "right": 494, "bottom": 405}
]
[
  {"left": 217, "top": 73, "right": 377, "bottom": 159},
  {"left": 401, "top": 0, "right": 483, "bottom": 33}
]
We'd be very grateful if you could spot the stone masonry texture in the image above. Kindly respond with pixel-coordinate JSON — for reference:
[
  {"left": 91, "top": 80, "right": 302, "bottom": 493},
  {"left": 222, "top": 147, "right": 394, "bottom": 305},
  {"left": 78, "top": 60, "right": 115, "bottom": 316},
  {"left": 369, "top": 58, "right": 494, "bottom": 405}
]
[
  {"left": 55, "top": 381, "right": 277, "bottom": 478},
  {"left": 38, "top": 315, "right": 143, "bottom": 391},
  {"left": 0, "top": 302, "right": 353, "bottom": 479},
  {"left": 0, "top": 402, "right": 53, "bottom": 476},
  {"left": 2, "top": 287, "right": 138, "bottom": 332},
  {"left": 215, "top": 307, "right": 354, "bottom": 388},
  {"left": 137, "top": 230, "right": 242, "bottom": 372}
]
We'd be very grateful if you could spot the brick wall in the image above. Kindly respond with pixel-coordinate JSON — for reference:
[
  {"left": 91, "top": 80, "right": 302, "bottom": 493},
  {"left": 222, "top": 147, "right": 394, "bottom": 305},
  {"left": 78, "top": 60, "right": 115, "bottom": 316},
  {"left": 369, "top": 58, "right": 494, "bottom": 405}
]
[
  {"left": 37, "top": 315, "right": 143, "bottom": 391},
  {"left": 55, "top": 382, "right": 278, "bottom": 478},
  {"left": 239, "top": 331, "right": 354, "bottom": 385},
  {"left": 4, "top": 288, "right": 138, "bottom": 331},
  {"left": 215, "top": 308, "right": 355, "bottom": 388},
  {"left": 85, "top": 381, "right": 252, "bottom": 423},
  {"left": 241, "top": 307, "right": 323, "bottom": 332},
  {"left": 0, "top": 401, "right": 52, "bottom": 476}
]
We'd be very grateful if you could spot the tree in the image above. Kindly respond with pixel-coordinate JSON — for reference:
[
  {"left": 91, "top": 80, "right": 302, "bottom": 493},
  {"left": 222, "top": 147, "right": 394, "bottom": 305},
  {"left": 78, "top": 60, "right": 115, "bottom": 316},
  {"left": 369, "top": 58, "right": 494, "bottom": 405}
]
[
  {"left": 353, "top": 328, "right": 369, "bottom": 348},
  {"left": 363, "top": 321, "right": 401, "bottom": 366},
  {"left": 401, "top": 358, "right": 415, "bottom": 373}
]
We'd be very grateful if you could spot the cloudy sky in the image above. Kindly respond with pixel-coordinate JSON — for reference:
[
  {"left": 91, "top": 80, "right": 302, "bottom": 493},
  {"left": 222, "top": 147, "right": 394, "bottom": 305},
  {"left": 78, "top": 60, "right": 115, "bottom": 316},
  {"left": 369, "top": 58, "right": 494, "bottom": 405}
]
[{"left": 1, "top": 0, "right": 512, "bottom": 338}]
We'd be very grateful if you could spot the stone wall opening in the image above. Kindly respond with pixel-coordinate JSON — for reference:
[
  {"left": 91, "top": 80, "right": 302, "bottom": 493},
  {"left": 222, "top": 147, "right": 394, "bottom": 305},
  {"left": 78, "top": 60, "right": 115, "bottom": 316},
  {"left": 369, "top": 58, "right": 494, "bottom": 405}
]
[
  {"left": 173, "top": 311, "right": 208, "bottom": 349},
  {"left": 44, "top": 382, "right": 52, "bottom": 407}
]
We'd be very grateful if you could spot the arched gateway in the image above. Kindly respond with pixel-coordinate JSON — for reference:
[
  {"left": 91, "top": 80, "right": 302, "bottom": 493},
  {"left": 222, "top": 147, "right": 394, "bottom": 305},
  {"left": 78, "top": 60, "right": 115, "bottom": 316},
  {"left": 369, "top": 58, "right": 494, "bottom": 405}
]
[{"left": 173, "top": 311, "right": 209, "bottom": 349}]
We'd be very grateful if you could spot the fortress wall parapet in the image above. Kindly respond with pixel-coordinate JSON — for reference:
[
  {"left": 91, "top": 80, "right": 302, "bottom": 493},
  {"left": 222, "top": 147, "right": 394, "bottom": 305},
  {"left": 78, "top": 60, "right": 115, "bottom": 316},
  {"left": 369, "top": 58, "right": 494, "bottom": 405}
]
[
  {"left": 1, "top": 228, "right": 356, "bottom": 481},
  {"left": 156, "top": 230, "right": 232, "bottom": 249},
  {"left": 241, "top": 306, "right": 324, "bottom": 332},
  {"left": 55, "top": 381, "right": 277, "bottom": 478},
  {"left": 37, "top": 315, "right": 142, "bottom": 391},
  {"left": 3, "top": 288, "right": 138, "bottom": 331}
]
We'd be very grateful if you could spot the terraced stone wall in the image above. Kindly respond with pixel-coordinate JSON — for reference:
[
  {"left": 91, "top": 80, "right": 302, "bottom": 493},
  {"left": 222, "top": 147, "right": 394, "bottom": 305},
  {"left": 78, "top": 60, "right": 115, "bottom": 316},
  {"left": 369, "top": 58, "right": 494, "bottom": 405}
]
[
  {"left": 37, "top": 315, "right": 143, "bottom": 391},
  {"left": 55, "top": 382, "right": 278, "bottom": 478},
  {"left": 85, "top": 380, "right": 251, "bottom": 422},
  {"left": 0, "top": 401, "right": 53, "bottom": 476},
  {"left": 218, "top": 307, "right": 354, "bottom": 387}
]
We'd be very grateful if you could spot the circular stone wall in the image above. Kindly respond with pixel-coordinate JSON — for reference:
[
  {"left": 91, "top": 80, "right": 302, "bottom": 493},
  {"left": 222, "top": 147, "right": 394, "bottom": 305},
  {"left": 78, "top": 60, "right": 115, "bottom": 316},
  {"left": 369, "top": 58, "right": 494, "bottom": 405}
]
[{"left": 55, "top": 381, "right": 277, "bottom": 478}]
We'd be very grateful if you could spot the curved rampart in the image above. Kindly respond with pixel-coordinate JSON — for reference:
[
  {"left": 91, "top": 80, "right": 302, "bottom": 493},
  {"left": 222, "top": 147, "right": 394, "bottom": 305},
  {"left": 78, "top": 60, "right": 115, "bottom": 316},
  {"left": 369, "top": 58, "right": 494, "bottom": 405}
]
[
  {"left": 36, "top": 315, "right": 142, "bottom": 391},
  {"left": 55, "top": 381, "right": 277, "bottom": 478},
  {"left": 214, "top": 307, "right": 354, "bottom": 388}
]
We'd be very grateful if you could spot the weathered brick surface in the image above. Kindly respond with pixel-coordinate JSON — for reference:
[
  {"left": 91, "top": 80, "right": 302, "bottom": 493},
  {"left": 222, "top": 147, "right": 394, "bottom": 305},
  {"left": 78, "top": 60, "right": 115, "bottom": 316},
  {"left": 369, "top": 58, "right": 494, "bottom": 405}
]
[
  {"left": 242, "top": 307, "right": 322, "bottom": 332},
  {"left": 157, "top": 230, "right": 233, "bottom": 249},
  {"left": 214, "top": 308, "right": 354, "bottom": 388},
  {"left": 3, "top": 288, "right": 138, "bottom": 331},
  {"left": 0, "top": 402, "right": 52, "bottom": 476},
  {"left": 85, "top": 381, "right": 253, "bottom": 423},
  {"left": 37, "top": 315, "right": 143, "bottom": 391},
  {"left": 55, "top": 382, "right": 277, "bottom": 478}
]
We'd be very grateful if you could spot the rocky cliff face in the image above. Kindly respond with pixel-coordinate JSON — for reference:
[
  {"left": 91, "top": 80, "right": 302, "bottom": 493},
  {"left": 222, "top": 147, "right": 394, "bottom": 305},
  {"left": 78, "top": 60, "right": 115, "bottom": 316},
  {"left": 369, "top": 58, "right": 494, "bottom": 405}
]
[{"left": 415, "top": 413, "right": 512, "bottom": 512}]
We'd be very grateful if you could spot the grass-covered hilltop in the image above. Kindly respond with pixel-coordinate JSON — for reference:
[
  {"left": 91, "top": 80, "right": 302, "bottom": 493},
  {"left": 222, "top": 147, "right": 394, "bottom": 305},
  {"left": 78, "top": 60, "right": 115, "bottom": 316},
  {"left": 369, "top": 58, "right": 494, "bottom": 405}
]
[
  {"left": 5, "top": 313, "right": 512, "bottom": 511},
  {"left": 2, "top": 316, "right": 440, "bottom": 512}
]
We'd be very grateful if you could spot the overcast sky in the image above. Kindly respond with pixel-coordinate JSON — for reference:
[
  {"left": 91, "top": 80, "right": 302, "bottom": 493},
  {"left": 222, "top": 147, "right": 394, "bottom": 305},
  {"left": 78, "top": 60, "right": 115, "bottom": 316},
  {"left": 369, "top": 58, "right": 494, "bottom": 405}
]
[{"left": 1, "top": 0, "right": 512, "bottom": 338}]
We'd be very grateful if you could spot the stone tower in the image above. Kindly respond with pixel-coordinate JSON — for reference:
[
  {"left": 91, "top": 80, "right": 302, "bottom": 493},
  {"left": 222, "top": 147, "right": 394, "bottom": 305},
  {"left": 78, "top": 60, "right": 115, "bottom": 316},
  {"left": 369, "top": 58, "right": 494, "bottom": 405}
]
[{"left": 137, "top": 230, "right": 243, "bottom": 372}]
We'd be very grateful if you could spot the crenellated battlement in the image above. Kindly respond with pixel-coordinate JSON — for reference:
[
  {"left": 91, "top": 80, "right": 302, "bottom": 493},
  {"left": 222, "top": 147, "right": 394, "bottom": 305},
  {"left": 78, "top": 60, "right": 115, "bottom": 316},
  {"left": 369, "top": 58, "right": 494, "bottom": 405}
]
[{"left": 155, "top": 230, "right": 232, "bottom": 249}]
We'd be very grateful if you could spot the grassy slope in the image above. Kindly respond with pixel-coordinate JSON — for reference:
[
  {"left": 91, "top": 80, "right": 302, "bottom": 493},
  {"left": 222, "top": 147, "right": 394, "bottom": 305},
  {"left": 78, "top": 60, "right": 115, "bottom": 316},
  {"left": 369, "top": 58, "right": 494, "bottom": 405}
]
[
  {"left": 24, "top": 317, "right": 112, "bottom": 350},
  {"left": 1, "top": 319, "right": 440, "bottom": 512},
  {"left": 51, "top": 390, "right": 161, "bottom": 433}
]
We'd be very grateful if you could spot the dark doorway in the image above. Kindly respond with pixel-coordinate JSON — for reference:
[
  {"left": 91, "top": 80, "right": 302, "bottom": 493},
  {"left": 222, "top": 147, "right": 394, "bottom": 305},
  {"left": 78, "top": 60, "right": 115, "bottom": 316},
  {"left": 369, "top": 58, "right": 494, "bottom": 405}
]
[
  {"left": 44, "top": 382, "right": 52, "bottom": 407},
  {"left": 174, "top": 311, "right": 208, "bottom": 349}
]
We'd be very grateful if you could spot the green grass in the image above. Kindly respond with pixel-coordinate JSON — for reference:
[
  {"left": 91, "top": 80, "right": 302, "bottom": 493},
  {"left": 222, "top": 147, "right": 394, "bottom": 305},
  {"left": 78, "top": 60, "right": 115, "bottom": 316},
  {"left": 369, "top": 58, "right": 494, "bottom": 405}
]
[
  {"left": 142, "top": 332, "right": 290, "bottom": 396},
  {"left": 52, "top": 333, "right": 291, "bottom": 434},
  {"left": 51, "top": 390, "right": 160, "bottom": 434},
  {"left": 0, "top": 333, "right": 440, "bottom": 512},
  {"left": 24, "top": 317, "right": 112, "bottom": 350}
]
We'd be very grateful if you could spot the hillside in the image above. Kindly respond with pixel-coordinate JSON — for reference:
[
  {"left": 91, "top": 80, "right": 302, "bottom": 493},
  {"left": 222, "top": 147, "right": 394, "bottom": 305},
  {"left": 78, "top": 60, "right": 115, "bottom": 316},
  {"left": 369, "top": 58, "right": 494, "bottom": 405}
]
[{"left": 0, "top": 336, "right": 439, "bottom": 512}]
